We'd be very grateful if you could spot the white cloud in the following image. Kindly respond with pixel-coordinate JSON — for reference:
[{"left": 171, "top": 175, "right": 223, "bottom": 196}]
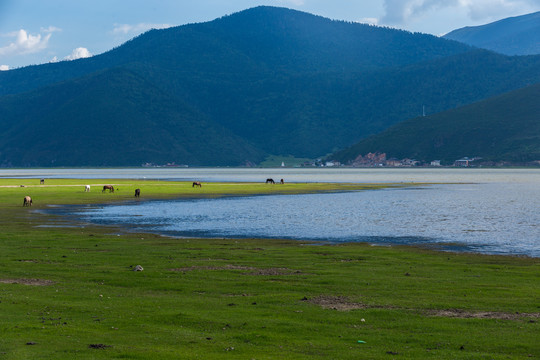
[
  {"left": 64, "top": 47, "right": 92, "bottom": 61},
  {"left": 381, "top": 0, "right": 540, "bottom": 25},
  {"left": 359, "top": 17, "right": 379, "bottom": 25},
  {"left": 0, "top": 65, "right": 9, "bottom": 71},
  {"left": 41, "top": 26, "right": 62, "bottom": 33},
  {"left": 0, "top": 29, "right": 52, "bottom": 56},
  {"left": 278, "top": 0, "right": 305, "bottom": 5},
  {"left": 112, "top": 23, "right": 173, "bottom": 36}
]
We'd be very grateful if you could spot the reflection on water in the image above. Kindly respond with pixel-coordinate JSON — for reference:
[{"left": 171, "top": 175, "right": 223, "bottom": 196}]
[{"left": 68, "top": 183, "right": 539, "bottom": 257}]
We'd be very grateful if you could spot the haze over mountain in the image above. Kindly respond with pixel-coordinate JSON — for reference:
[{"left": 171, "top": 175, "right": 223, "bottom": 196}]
[
  {"left": 330, "top": 83, "right": 540, "bottom": 165},
  {"left": 1, "top": 6, "right": 540, "bottom": 166},
  {"left": 444, "top": 12, "right": 540, "bottom": 56}
]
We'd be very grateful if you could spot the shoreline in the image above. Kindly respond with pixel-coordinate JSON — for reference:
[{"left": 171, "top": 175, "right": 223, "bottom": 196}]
[
  {"left": 28, "top": 180, "right": 538, "bottom": 259},
  {"left": 1, "top": 178, "right": 538, "bottom": 358}
]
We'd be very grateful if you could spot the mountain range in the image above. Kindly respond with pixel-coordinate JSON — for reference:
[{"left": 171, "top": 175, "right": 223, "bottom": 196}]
[
  {"left": 1, "top": 6, "right": 539, "bottom": 166},
  {"left": 329, "top": 83, "right": 540, "bottom": 165},
  {"left": 444, "top": 12, "right": 540, "bottom": 56}
]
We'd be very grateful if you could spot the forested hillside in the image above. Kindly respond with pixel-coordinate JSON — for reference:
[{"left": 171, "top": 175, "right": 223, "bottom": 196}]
[
  {"left": 329, "top": 83, "right": 540, "bottom": 165},
  {"left": 1, "top": 6, "right": 539, "bottom": 166}
]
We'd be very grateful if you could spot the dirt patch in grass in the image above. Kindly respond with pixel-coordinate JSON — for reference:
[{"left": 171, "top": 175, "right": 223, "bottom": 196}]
[
  {"left": 0, "top": 278, "right": 54, "bottom": 286},
  {"left": 248, "top": 267, "right": 302, "bottom": 276},
  {"left": 170, "top": 264, "right": 255, "bottom": 272},
  {"left": 169, "top": 264, "right": 302, "bottom": 276},
  {"left": 427, "top": 309, "right": 540, "bottom": 320},
  {"left": 305, "top": 295, "right": 367, "bottom": 311}
]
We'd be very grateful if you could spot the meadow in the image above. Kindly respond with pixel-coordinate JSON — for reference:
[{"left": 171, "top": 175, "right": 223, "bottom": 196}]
[{"left": 0, "top": 178, "right": 538, "bottom": 359}]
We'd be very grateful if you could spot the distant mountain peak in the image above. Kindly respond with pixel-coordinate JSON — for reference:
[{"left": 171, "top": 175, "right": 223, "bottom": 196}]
[{"left": 444, "top": 11, "right": 540, "bottom": 55}]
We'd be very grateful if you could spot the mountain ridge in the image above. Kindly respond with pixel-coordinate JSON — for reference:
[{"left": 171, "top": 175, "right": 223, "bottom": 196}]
[
  {"left": 444, "top": 11, "right": 540, "bottom": 55},
  {"left": 329, "top": 83, "right": 540, "bottom": 165},
  {"left": 1, "top": 6, "right": 539, "bottom": 166}
]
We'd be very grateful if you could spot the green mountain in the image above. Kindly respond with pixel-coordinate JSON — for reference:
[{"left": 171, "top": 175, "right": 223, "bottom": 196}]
[
  {"left": 329, "top": 83, "right": 540, "bottom": 165},
  {"left": 444, "top": 12, "right": 540, "bottom": 55},
  {"left": 0, "top": 6, "right": 472, "bottom": 97},
  {"left": 1, "top": 6, "right": 540, "bottom": 166},
  {"left": 0, "top": 68, "right": 265, "bottom": 166}
]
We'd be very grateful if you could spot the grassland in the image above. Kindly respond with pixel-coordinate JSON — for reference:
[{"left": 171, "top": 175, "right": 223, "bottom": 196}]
[{"left": 0, "top": 178, "right": 538, "bottom": 359}]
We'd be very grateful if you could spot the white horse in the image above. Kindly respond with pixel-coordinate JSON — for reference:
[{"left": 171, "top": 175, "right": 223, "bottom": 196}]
[
  {"left": 85, "top": 185, "right": 91, "bottom": 192},
  {"left": 23, "top": 196, "right": 32, "bottom": 207}
]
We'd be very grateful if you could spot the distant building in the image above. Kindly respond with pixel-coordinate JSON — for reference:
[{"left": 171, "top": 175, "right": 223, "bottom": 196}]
[
  {"left": 352, "top": 152, "right": 386, "bottom": 167},
  {"left": 325, "top": 161, "right": 341, "bottom": 167},
  {"left": 402, "top": 158, "right": 419, "bottom": 166},
  {"left": 386, "top": 158, "right": 401, "bottom": 167},
  {"left": 455, "top": 157, "right": 472, "bottom": 167},
  {"left": 430, "top": 160, "right": 441, "bottom": 166}
]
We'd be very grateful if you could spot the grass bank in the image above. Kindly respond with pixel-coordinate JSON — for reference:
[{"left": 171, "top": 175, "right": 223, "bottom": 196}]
[{"left": 0, "top": 179, "right": 538, "bottom": 359}]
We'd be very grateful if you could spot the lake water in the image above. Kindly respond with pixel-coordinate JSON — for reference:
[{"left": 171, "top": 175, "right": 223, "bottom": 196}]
[
  {"left": 22, "top": 168, "right": 539, "bottom": 258},
  {"left": 2, "top": 167, "right": 539, "bottom": 184}
]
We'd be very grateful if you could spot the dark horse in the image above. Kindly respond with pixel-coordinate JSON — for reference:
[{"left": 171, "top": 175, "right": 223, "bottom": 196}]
[
  {"left": 134, "top": 188, "right": 141, "bottom": 197},
  {"left": 266, "top": 178, "right": 275, "bottom": 184},
  {"left": 102, "top": 185, "right": 114, "bottom": 193},
  {"left": 40, "top": 179, "right": 45, "bottom": 185},
  {"left": 192, "top": 181, "right": 202, "bottom": 188}
]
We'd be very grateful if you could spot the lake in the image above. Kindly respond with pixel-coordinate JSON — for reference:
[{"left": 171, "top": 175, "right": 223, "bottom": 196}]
[
  {"left": 2, "top": 167, "right": 539, "bottom": 184},
  {"left": 20, "top": 168, "right": 539, "bottom": 258}
]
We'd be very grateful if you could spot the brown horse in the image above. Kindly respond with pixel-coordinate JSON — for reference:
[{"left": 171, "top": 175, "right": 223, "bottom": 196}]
[
  {"left": 266, "top": 178, "right": 275, "bottom": 184},
  {"left": 135, "top": 188, "right": 141, "bottom": 197},
  {"left": 192, "top": 181, "right": 202, "bottom": 188},
  {"left": 23, "top": 196, "right": 32, "bottom": 207},
  {"left": 102, "top": 185, "right": 114, "bottom": 193}
]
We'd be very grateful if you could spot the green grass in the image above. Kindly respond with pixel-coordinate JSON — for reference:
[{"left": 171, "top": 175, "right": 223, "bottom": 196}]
[{"left": 0, "top": 179, "right": 538, "bottom": 359}]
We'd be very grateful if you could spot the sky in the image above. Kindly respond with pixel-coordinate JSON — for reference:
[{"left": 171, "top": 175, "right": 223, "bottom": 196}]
[{"left": 1, "top": 0, "right": 540, "bottom": 70}]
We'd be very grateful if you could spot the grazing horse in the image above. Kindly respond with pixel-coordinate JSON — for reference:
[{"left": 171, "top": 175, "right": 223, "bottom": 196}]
[
  {"left": 266, "top": 178, "right": 275, "bottom": 184},
  {"left": 85, "top": 185, "right": 91, "bottom": 192},
  {"left": 102, "top": 185, "right": 114, "bottom": 193},
  {"left": 280, "top": 179, "right": 284, "bottom": 184},
  {"left": 134, "top": 188, "right": 141, "bottom": 197},
  {"left": 192, "top": 181, "right": 202, "bottom": 188},
  {"left": 23, "top": 196, "right": 32, "bottom": 207},
  {"left": 40, "top": 179, "right": 45, "bottom": 185}
]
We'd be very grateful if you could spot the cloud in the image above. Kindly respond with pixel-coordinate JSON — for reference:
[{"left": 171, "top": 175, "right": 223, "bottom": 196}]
[
  {"left": 64, "top": 47, "right": 92, "bottom": 61},
  {"left": 112, "top": 23, "right": 173, "bottom": 36},
  {"left": 41, "top": 26, "right": 62, "bottom": 33},
  {"left": 0, "top": 65, "right": 9, "bottom": 71},
  {"left": 0, "top": 29, "right": 52, "bottom": 56},
  {"left": 359, "top": 17, "right": 379, "bottom": 25},
  {"left": 381, "top": 0, "right": 540, "bottom": 25},
  {"left": 460, "top": 0, "right": 537, "bottom": 20},
  {"left": 278, "top": 0, "right": 305, "bottom": 5}
]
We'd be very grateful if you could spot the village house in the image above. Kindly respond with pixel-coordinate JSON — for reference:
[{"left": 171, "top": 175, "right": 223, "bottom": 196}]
[
  {"left": 454, "top": 157, "right": 473, "bottom": 167},
  {"left": 401, "top": 158, "right": 420, "bottom": 166},
  {"left": 385, "top": 158, "right": 402, "bottom": 167},
  {"left": 352, "top": 152, "right": 387, "bottom": 167}
]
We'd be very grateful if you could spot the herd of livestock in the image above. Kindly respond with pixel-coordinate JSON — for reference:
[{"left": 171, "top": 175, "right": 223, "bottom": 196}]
[
  {"left": 22, "top": 178, "right": 285, "bottom": 206},
  {"left": 22, "top": 179, "right": 143, "bottom": 207}
]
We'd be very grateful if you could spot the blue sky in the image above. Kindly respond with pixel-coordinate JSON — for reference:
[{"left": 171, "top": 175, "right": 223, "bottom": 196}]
[{"left": 1, "top": 0, "right": 540, "bottom": 70}]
